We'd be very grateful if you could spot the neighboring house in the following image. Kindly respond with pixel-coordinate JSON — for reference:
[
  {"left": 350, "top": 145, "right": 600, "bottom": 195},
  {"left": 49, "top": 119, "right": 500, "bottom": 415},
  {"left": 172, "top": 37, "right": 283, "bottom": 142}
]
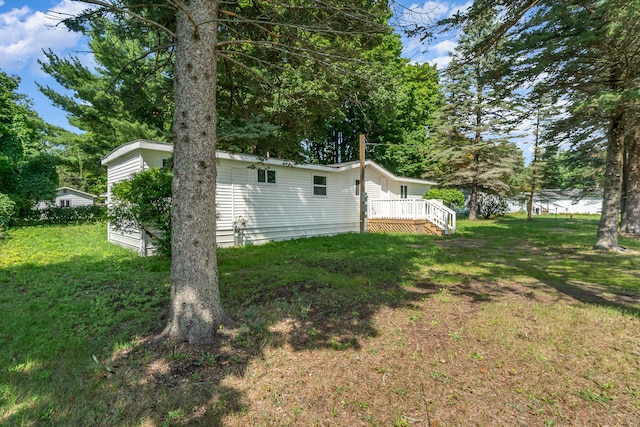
[
  {"left": 102, "top": 140, "right": 452, "bottom": 255},
  {"left": 35, "top": 187, "right": 97, "bottom": 209},
  {"left": 508, "top": 189, "right": 603, "bottom": 215}
]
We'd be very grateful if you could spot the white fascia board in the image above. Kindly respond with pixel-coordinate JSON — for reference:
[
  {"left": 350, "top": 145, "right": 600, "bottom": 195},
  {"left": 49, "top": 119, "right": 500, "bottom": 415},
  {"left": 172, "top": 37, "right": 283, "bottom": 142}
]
[
  {"left": 100, "top": 140, "right": 438, "bottom": 186},
  {"left": 101, "top": 140, "right": 173, "bottom": 165},
  {"left": 333, "top": 160, "right": 438, "bottom": 186}
]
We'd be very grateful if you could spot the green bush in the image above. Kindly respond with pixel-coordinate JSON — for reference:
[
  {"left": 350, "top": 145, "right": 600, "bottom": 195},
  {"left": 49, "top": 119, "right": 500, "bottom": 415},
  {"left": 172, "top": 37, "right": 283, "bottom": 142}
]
[
  {"left": 109, "top": 168, "right": 172, "bottom": 256},
  {"left": 476, "top": 193, "right": 508, "bottom": 219},
  {"left": 424, "top": 188, "right": 465, "bottom": 210},
  {"left": 12, "top": 205, "right": 107, "bottom": 227},
  {"left": 0, "top": 193, "right": 15, "bottom": 235}
]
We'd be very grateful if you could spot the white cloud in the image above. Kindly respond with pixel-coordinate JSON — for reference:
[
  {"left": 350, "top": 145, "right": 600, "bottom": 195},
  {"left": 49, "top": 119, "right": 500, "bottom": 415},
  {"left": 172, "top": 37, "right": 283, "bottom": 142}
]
[
  {"left": 407, "top": 1, "right": 449, "bottom": 19},
  {"left": 432, "top": 39, "right": 457, "bottom": 55},
  {"left": 429, "top": 55, "right": 452, "bottom": 69},
  {"left": 0, "top": 0, "right": 87, "bottom": 72}
]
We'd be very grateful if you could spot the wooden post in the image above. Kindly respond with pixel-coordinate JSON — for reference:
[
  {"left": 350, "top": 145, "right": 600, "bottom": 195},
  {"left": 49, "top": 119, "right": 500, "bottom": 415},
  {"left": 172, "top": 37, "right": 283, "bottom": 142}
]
[{"left": 360, "top": 134, "right": 366, "bottom": 234}]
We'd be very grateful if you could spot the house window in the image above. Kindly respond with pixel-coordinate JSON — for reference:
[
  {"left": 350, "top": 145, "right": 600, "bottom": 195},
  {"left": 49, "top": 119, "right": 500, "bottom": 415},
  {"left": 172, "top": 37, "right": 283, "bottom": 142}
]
[
  {"left": 400, "top": 185, "right": 408, "bottom": 199},
  {"left": 313, "top": 175, "right": 327, "bottom": 196},
  {"left": 257, "top": 169, "right": 276, "bottom": 184},
  {"left": 60, "top": 200, "right": 71, "bottom": 207},
  {"left": 355, "top": 179, "right": 360, "bottom": 196},
  {"left": 162, "top": 158, "right": 171, "bottom": 169}
]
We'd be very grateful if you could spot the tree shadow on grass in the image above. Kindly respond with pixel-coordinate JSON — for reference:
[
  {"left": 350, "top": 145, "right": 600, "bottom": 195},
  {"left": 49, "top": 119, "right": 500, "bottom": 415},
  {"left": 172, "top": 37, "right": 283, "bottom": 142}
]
[
  {"left": 1, "top": 251, "right": 245, "bottom": 425},
  {"left": 423, "top": 217, "right": 640, "bottom": 316},
  {"left": 0, "top": 232, "right": 432, "bottom": 426}
]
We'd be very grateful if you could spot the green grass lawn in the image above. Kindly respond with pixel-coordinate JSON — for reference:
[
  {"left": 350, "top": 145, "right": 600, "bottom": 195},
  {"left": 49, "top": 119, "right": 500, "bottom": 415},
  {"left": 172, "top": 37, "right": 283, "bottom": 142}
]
[
  {"left": 1, "top": 217, "right": 639, "bottom": 426},
  {"left": 0, "top": 224, "right": 170, "bottom": 425}
]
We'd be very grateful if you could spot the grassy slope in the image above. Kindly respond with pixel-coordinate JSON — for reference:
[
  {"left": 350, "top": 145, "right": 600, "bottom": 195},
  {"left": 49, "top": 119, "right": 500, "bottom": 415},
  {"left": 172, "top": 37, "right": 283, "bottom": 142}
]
[{"left": 1, "top": 217, "right": 639, "bottom": 426}]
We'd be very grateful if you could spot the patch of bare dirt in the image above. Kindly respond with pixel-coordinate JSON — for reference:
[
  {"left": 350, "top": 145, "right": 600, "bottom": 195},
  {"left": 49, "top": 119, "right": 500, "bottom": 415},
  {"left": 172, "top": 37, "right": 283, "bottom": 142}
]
[{"left": 434, "top": 238, "right": 486, "bottom": 249}]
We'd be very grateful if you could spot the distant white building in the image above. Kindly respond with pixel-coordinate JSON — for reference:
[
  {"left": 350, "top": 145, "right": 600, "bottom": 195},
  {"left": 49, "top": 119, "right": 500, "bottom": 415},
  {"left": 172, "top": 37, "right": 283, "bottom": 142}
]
[
  {"left": 102, "top": 140, "right": 452, "bottom": 255},
  {"left": 36, "top": 187, "right": 97, "bottom": 209},
  {"left": 509, "top": 189, "right": 603, "bottom": 215}
]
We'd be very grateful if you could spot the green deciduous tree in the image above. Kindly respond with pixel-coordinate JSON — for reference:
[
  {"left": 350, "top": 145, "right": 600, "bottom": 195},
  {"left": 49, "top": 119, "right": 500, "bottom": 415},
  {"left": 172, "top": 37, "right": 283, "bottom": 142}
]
[
  {"left": 423, "top": 187, "right": 465, "bottom": 210},
  {"left": 0, "top": 193, "right": 14, "bottom": 234},
  {"left": 110, "top": 167, "right": 173, "bottom": 255},
  {"left": 300, "top": 34, "right": 442, "bottom": 178},
  {"left": 0, "top": 72, "right": 59, "bottom": 217}
]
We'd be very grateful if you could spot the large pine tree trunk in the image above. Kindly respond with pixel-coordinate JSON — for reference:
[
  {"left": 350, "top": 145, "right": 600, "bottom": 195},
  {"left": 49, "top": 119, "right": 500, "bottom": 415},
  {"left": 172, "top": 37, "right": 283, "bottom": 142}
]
[
  {"left": 166, "top": 0, "right": 226, "bottom": 345},
  {"left": 594, "top": 109, "right": 625, "bottom": 250},
  {"left": 468, "top": 154, "right": 479, "bottom": 221},
  {"left": 621, "top": 124, "right": 640, "bottom": 235},
  {"left": 468, "top": 179, "right": 479, "bottom": 220},
  {"left": 468, "top": 87, "right": 483, "bottom": 222}
]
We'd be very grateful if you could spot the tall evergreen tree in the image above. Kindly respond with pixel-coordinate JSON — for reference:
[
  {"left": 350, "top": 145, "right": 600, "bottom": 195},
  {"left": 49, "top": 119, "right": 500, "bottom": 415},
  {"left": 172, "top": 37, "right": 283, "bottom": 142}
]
[
  {"left": 435, "top": 0, "right": 640, "bottom": 249},
  {"left": 621, "top": 111, "right": 640, "bottom": 235},
  {"left": 428, "top": 9, "right": 523, "bottom": 220}
]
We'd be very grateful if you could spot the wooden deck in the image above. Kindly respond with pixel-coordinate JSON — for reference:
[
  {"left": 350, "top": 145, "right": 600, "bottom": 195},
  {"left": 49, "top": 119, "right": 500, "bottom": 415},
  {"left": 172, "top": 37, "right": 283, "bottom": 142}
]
[{"left": 367, "top": 198, "right": 456, "bottom": 235}]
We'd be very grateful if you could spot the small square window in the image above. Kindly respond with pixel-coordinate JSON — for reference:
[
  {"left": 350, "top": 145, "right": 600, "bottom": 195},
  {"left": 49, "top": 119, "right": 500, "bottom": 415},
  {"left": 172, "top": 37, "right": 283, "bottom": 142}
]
[
  {"left": 258, "top": 169, "right": 276, "bottom": 184},
  {"left": 313, "top": 175, "right": 327, "bottom": 196}
]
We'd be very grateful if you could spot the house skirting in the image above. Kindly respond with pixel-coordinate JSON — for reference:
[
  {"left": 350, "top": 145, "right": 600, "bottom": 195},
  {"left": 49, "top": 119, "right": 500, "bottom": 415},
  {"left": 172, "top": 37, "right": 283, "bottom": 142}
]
[{"left": 368, "top": 219, "right": 443, "bottom": 236}]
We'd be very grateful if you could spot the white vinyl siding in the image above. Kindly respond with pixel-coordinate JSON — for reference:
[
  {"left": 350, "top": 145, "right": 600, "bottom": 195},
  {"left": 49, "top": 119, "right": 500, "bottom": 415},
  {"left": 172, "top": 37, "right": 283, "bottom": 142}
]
[
  {"left": 56, "top": 191, "right": 94, "bottom": 207},
  {"left": 365, "top": 170, "right": 431, "bottom": 200},
  {"left": 105, "top": 151, "right": 145, "bottom": 253},
  {"left": 103, "top": 140, "right": 436, "bottom": 255},
  {"left": 218, "top": 160, "right": 359, "bottom": 246}
]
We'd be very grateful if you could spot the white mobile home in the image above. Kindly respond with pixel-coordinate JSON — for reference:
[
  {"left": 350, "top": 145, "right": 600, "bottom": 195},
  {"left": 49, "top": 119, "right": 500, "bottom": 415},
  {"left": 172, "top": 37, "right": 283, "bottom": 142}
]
[
  {"left": 36, "top": 187, "right": 97, "bottom": 209},
  {"left": 508, "top": 189, "right": 603, "bottom": 215},
  {"left": 102, "top": 140, "right": 449, "bottom": 255}
]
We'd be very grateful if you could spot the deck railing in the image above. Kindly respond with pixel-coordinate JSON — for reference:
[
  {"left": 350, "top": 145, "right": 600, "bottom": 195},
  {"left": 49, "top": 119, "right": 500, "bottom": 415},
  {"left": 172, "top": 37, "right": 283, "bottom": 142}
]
[{"left": 368, "top": 198, "right": 456, "bottom": 234}]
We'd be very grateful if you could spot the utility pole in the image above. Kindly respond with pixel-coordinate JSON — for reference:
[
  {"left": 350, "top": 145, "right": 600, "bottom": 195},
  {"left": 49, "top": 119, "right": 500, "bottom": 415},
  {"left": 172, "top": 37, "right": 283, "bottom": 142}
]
[{"left": 359, "top": 134, "right": 366, "bottom": 233}]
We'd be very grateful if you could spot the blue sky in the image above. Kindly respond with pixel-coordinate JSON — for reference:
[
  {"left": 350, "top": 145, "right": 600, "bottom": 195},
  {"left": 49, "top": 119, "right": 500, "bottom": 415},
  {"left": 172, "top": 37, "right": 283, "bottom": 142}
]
[{"left": 0, "top": 0, "right": 470, "bottom": 132}]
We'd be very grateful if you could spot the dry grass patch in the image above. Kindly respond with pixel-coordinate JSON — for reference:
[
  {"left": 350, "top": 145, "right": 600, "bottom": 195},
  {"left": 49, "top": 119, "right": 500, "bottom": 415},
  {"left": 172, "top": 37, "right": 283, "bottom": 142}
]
[{"left": 98, "top": 286, "right": 640, "bottom": 426}]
